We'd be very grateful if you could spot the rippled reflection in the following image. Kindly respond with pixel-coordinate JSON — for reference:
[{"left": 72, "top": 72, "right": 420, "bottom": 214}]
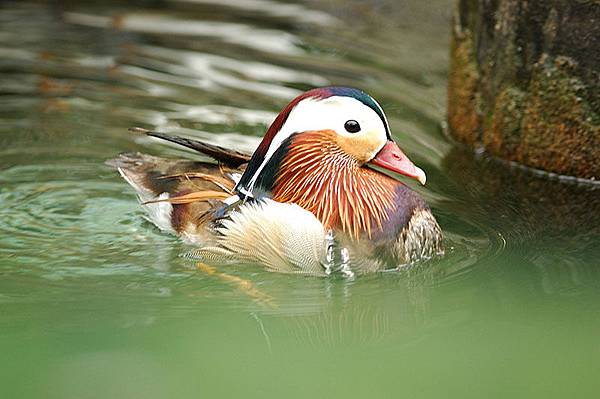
[
  {"left": 64, "top": 12, "right": 304, "bottom": 55},
  {"left": 1, "top": 1, "right": 600, "bottom": 396},
  {"left": 177, "top": 0, "right": 337, "bottom": 25}
]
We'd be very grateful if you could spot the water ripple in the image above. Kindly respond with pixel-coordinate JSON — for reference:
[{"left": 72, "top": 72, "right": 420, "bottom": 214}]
[{"left": 64, "top": 12, "right": 304, "bottom": 55}]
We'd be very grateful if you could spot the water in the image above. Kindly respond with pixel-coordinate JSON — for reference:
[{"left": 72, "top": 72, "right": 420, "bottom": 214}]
[{"left": 1, "top": 1, "right": 599, "bottom": 397}]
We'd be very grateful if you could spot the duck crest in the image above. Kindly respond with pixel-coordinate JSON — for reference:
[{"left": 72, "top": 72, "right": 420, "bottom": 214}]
[{"left": 271, "top": 130, "right": 399, "bottom": 239}]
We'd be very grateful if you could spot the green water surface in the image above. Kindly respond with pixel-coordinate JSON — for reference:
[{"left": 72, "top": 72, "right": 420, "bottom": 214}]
[{"left": 1, "top": 1, "right": 599, "bottom": 398}]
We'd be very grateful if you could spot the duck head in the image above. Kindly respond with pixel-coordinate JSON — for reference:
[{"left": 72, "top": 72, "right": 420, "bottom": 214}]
[{"left": 235, "top": 86, "right": 427, "bottom": 237}]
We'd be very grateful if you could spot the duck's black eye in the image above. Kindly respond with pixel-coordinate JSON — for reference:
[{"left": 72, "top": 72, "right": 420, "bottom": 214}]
[{"left": 344, "top": 120, "right": 361, "bottom": 133}]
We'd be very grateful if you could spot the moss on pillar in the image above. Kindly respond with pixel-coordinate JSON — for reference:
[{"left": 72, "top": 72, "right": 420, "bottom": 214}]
[{"left": 447, "top": 0, "right": 600, "bottom": 179}]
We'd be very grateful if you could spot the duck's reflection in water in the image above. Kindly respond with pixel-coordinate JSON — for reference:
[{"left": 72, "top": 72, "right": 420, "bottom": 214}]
[{"left": 235, "top": 261, "right": 451, "bottom": 348}]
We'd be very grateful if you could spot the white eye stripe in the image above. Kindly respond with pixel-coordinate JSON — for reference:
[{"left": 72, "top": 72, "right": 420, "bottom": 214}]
[
  {"left": 368, "top": 96, "right": 391, "bottom": 137},
  {"left": 241, "top": 96, "right": 389, "bottom": 194}
]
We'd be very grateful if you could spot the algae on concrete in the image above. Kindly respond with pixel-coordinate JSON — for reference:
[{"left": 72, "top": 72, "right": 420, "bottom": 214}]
[{"left": 448, "top": 0, "right": 600, "bottom": 179}]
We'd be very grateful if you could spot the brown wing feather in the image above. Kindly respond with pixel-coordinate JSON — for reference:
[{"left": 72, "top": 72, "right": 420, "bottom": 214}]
[
  {"left": 143, "top": 190, "right": 232, "bottom": 205},
  {"left": 106, "top": 152, "right": 245, "bottom": 238},
  {"left": 129, "top": 127, "right": 251, "bottom": 167}
]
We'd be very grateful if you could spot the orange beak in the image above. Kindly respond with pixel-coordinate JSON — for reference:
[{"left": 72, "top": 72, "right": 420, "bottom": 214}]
[{"left": 369, "top": 141, "right": 427, "bottom": 185}]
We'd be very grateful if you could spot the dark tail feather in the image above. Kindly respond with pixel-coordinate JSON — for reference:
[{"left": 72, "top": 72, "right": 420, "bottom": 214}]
[{"left": 129, "top": 127, "right": 251, "bottom": 167}]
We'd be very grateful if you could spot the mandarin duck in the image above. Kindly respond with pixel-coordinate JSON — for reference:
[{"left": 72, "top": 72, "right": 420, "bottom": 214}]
[{"left": 108, "top": 87, "right": 443, "bottom": 276}]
